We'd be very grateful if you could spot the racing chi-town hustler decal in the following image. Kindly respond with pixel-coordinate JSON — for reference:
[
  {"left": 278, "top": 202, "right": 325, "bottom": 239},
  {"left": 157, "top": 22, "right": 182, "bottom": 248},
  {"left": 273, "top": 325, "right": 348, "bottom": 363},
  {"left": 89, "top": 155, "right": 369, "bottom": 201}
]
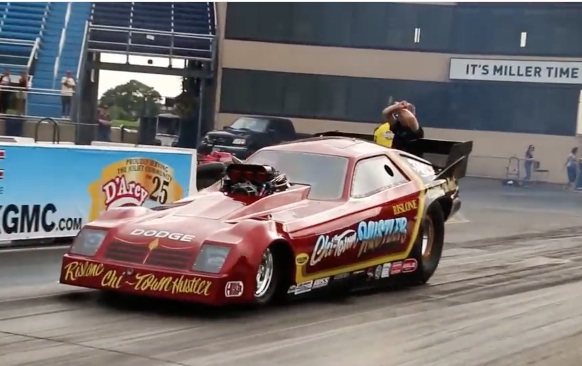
[
  {"left": 62, "top": 261, "right": 212, "bottom": 296},
  {"left": 309, "top": 217, "right": 409, "bottom": 267}
]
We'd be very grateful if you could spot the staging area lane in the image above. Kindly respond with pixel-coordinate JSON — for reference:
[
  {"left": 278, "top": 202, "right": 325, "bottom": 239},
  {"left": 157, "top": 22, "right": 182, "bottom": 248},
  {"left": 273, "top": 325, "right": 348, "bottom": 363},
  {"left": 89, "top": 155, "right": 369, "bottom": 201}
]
[{"left": 2, "top": 178, "right": 582, "bottom": 365}]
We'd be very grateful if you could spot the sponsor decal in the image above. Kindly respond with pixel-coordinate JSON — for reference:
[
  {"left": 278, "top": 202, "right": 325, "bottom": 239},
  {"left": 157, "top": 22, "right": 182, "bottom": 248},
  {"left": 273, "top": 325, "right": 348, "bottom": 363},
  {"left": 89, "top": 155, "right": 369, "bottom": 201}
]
[
  {"left": 357, "top": 218, "right": 408, "bottom": 257},
  {"left": 310, "top": 218, "right": 409, "bottom": 267},
  {"left": 402, "top": 258, "right": 418, "bottom": 273},
  {"left": 0, "top": 204, "right": 82, "bottom": 235},
  {"left": 313, "top": 277, "right": 330, "bottom": 289},
  {"left": 62, "top": 261, "right": 212, "bottom": 296},
  {"left": 383, "top": 131, "right": 394, "bottom": 139},
  {"left": 366, "top": 267, "right": 375, "bottom": 278},
  {"left": 295, "top": 253, "right": 309, "bottom": 266},
  {"left": 225, "top": 281, "right": 244, "bottom": 297},
  {"left": 88, "top": 158, "right": 185, "bottom": 220},
  {"left": 287, "top": 285, "right": 297, "bottom": 294},
  {"left": 333, "top": 273, "right": 350, "bottom": 281},
  {"left": 103, "top": 176, "right": 150, "bottom": 209},
  {"left": 381, "top": 263, "right": 391, "bottom": 278},
  {"left": 129, "top": 228, "right": 195, "bottom": 242},
  {"left": 310, "top": 229, "right": 358, "bottom": 266},
  {"left": 294, "top": 280, "right": 313, "bottom": 295},
  {"left": 392, "top": 200, "right": 418, "bottom": 216},
  {"left": 374, "top": 265, "right": 382, "bottom": 280},
  {"left": 390, "top": 261, "right": 403, "bottom": 275},
  {"left": 0, "top": 149, "right": 4, "bottom": 195}
]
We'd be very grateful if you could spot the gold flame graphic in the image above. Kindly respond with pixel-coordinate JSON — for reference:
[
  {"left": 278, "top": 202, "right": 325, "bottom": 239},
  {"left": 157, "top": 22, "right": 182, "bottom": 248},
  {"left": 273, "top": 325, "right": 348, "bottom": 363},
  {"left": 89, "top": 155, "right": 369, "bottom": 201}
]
[
  {"left": 143, "top": 239, "right": 159, "bottom": 264},
  {"left": 148, "top": 239, "right": 159, "bottom": 251}
]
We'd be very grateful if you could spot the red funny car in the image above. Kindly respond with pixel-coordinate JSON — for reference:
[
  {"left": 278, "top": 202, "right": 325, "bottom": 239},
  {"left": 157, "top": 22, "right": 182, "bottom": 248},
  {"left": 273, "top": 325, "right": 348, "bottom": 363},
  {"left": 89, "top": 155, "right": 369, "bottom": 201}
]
[{"left": 60, "top": 134, "right": 472, "bottom": 306}]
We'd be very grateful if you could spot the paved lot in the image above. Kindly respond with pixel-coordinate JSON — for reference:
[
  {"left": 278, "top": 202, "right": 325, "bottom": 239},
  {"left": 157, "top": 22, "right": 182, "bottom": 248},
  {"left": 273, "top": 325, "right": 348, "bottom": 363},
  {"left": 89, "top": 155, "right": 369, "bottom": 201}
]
[{"left": 1, "top": 178, "right": 581, "bottom": 366}]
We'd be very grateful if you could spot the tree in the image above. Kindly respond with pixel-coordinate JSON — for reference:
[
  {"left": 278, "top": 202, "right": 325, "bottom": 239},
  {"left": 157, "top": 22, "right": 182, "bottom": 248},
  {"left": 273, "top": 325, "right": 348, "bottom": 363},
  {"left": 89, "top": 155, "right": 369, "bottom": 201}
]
[
  {"left": 172, "top": 90, "right": 199, "bottom": 119},
  {"left": 99, "top": 80, "right": 162, "bottom": 120}
]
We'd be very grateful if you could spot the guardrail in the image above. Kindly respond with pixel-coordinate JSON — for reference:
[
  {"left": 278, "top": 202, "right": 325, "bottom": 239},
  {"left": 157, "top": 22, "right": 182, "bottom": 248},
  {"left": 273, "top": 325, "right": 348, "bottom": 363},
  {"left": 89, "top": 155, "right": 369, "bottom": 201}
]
[
  {"left": 87, "top": 24, "right": 215, "bottom": 61},
  {"left": 0, "top": 115, "right": 137, "bottom": 145}
]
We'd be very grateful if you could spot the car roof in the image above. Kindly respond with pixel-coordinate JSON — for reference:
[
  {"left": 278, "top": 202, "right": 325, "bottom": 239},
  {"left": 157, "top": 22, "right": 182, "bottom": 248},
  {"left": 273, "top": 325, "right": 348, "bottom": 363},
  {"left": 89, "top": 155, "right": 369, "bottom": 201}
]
[
  {"left": 262, "top": 136, "right": 391, "bottom": 159},
  {"left": 239, "top": 115, "right": 292, "bottom": 122}
]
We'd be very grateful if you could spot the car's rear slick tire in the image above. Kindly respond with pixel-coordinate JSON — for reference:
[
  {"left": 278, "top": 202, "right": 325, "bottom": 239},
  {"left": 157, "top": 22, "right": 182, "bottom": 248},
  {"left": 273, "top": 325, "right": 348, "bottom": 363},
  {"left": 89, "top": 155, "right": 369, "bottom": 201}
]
[{"left": 408, "top": 203, "right": 445, "bottom": 285}]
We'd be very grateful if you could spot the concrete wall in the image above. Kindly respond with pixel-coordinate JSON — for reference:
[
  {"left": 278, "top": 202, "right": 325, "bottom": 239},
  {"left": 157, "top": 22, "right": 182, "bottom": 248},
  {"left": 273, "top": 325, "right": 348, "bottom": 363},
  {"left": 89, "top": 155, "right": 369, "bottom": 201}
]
[
  {"left": 213, "top": 3, "right": 582, "bottom": 184},
  {"left": 0, "top": 120, "right": 138, "bottom": 144}
]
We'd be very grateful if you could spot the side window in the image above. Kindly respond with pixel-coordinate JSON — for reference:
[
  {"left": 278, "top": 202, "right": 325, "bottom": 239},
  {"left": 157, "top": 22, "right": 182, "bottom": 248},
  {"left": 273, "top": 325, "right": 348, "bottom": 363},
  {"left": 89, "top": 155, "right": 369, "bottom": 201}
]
[
  {"left": 268, "top": 120, "right": 285, "bottom": 137},
  {"left": 351, "top": 156, "right": 409, "bottom": 198}
]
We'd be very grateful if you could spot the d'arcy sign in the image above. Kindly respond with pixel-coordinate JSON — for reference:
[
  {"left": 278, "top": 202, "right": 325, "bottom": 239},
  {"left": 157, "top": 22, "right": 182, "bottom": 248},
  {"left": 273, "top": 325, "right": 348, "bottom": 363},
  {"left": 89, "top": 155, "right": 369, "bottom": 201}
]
[{"left": 449, "top": 58, "right": 582, "bottom": 85}]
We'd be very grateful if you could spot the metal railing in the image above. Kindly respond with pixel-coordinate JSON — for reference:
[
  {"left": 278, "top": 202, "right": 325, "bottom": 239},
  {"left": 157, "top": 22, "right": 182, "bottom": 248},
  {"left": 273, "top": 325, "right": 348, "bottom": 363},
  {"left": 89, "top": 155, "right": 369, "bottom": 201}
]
[
  {"left": 87, "top": 25, "right": 215, "bottom": 62},
  {"left": 211, "top": 2, "right": 218, "bottom": 36},
  {"left": 1, "top": 115, "right": 137, "bottom": 145},
  {"left": 72, "top": 20, "right": 89, "bottom": 124},
  {"left": 0, "top": 37, "right": 40, "bottom": 76},
  {"left": 76, "top": 21, "right": 89, "bottom": 82},
  {"left": 40, "top": 2, "right": 50, "bottom": 37},
  {"left": 0, "top": 86, "right": 74, "bottom": 117},
  {"left": 52, "top": 3, "right": 72, "bottom": 89},
  {"left": 26, "top": 37, "right": 40, "bottom": 72},
  {"left": 34, "top": 117, "right": 60, "bottom": 143},
  {"left": 465, "top": 155, "right": 552, "bottom": 183}
]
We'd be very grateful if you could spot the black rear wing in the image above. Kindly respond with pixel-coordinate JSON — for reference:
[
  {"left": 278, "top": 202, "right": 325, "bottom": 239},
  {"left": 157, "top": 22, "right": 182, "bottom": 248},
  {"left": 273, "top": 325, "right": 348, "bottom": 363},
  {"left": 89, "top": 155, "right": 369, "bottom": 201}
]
[{"left": 314, "top": 131, "right": 473, "bottom": 179}]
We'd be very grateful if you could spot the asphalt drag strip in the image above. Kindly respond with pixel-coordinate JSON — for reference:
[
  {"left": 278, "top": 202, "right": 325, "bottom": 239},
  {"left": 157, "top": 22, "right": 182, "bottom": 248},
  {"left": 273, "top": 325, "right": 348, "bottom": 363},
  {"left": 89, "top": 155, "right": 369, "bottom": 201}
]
[
  {"left": 1, "top": 178, "right": 582, "bottom": 365},
  {"left": 0, "top": 226, "right": 582, "bottom": 366}
]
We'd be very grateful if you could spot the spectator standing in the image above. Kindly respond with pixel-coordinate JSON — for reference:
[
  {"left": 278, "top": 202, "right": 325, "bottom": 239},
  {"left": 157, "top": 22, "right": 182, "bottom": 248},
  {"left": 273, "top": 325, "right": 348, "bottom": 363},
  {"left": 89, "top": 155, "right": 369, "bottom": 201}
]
[
  {"left": 376, "top": 100, "right": 424, "bottom": 151},
  {"left": 523, "top": 144, "right": 535, "bottom": 186},
  {"left": 61, "top": 70, "right": 76, "bottom": 118},
  {"left": 96, "top": 107, "right": 112, "bottom": 142},
  {"left": 565, "top": 147, "right": 578, "bottom": 191},
  {"left": 0, "top": 69, "right": 11, "bottom": 113},
  {"left": 16, "top": 70, "right": 28, "bottom": 115}
]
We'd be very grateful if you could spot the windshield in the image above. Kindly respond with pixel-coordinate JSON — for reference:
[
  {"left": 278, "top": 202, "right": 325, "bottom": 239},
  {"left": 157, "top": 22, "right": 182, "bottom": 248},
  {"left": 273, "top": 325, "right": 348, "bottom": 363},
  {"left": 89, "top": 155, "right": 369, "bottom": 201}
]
[
  {"left": 246, "top": 150, "right": 349, "bottom": 200},
  {"left": 229, "top": 117, "right": 269, "bottom": 133}
]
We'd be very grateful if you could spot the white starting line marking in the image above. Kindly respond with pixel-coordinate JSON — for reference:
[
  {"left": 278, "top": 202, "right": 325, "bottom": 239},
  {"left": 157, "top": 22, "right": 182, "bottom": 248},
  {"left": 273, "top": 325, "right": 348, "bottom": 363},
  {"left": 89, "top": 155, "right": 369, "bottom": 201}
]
[{"left": 0, "top": 244, "right": 70, "bottom": 254}]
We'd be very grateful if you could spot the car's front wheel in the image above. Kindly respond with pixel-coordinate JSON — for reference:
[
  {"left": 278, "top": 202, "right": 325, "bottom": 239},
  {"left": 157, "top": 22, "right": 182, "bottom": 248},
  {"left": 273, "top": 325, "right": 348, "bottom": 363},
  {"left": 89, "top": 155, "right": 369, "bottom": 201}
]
[
  {"left": 408, "top": 202, "right": 445, "bottom": 285},
  {"left": 254, "top": 247, "right": 280, "bottom": 305}
]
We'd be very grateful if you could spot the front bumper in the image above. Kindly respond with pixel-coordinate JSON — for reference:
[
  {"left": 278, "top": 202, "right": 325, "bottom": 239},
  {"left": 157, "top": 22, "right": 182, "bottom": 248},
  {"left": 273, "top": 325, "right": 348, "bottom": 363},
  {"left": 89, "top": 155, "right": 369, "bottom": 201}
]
[
  {"left": 199, "top": 143, "right": 249, "bottom": 159},
  {"left": 59, "top": 254, "right": 249, "bottom": 305}
]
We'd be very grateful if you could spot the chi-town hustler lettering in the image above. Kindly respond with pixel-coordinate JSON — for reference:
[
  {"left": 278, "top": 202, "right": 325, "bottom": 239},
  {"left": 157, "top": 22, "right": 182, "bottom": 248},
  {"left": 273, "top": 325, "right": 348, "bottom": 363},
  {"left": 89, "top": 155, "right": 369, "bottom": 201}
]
[
  {"left": 63, "top": 261, "right": 212, "bottom": 296},
  {"left": 129, "top": 273, "right": 212, "bottom": 296}
]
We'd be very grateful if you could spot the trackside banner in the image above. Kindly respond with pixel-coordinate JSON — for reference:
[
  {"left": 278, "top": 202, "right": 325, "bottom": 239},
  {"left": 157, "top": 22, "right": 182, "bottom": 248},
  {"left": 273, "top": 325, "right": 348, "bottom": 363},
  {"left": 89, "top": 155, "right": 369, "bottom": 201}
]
[{"left": 0, "top": 144, "right": 196, "bottom": 241}]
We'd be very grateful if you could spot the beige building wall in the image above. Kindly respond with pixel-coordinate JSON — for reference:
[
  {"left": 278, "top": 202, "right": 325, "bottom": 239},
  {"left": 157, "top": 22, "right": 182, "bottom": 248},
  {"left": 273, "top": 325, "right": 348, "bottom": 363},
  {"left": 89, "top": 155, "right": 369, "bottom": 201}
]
[{"left": 215, "top": 3, "right": 582, "bottom": 184}]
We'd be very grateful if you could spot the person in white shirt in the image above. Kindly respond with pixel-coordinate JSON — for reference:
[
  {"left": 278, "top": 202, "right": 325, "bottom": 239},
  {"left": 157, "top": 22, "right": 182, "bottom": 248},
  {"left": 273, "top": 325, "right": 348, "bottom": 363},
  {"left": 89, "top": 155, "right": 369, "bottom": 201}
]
[
  {"left": 0, "top": 69, "right": 11, "bottom": 114},
  {"left": 61, "top": 71, "right": 75, "bottom": 118}
]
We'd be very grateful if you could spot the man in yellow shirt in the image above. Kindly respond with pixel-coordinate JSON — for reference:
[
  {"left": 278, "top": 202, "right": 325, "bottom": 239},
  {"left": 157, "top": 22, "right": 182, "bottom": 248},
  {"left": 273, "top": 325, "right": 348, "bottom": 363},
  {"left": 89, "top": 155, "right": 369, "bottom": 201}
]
[{"left": 374, "top": 101, "right": 423, "bottom": 150}]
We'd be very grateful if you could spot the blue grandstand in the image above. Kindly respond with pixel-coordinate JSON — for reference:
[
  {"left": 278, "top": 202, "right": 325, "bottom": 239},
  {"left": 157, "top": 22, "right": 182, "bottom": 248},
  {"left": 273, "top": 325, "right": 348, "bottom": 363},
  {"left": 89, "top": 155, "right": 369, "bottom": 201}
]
[
  {"left": 0, "top": 2, "right": 49, "bottom": 81},
  {"left": 0, "top": 2, "right": 216, "bottom": 120}
]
